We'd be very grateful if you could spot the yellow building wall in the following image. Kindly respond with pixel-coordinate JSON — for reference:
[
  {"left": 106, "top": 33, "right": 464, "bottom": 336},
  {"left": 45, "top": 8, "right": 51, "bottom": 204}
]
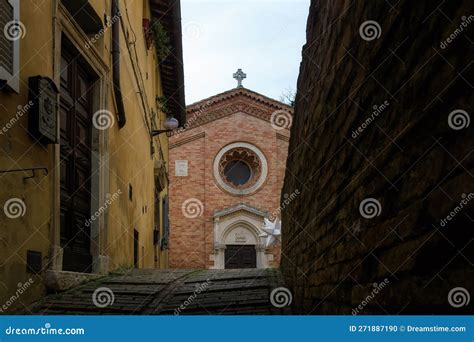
[
  {"left": 0, "top": 0, "right": 171, "bottom": 311},
  {"left": 0, "top": 0, "right": 54, "bottom": 312},
  {"left": 104, "top": 0, "right": 170, "bottom": 271}
]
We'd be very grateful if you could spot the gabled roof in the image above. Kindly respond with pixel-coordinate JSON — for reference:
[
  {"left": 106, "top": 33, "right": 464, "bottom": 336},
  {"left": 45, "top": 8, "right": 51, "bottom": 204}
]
[{"left": 184, "top": 87, "right": 294, "bottom": 129}]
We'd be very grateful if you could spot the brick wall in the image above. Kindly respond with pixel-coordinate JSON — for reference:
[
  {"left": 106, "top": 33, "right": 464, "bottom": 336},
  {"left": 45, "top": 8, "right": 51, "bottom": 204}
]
[
  {"left": 169, "top": 95, "right": 289, "bottom": 268},
  {"left": 282, "top": 0, "right": 473, "bottom": 314}
]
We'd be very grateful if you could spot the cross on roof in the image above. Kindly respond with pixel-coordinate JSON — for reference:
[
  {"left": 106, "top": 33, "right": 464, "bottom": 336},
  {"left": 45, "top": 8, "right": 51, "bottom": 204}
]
[{"left": 233, "top": 68, "right": 247, "bottom": 88}]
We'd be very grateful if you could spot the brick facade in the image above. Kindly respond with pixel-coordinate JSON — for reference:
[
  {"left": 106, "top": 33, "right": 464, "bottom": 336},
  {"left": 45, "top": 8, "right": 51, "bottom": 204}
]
[
  {"left": 169, "top": 88, "right": 293, "bottom": 269},
  {"left": 281, "top": 0, "right": 473, "bottom": 313}
]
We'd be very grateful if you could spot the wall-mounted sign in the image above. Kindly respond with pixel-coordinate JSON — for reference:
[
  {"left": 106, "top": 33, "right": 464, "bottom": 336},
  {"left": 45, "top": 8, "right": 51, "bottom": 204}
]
[
  {"left": 28, "top": 76, "right": 59, "bottom": 144},
  {"left": 175, "top": 160, "right": 188, "bottom": 177}
]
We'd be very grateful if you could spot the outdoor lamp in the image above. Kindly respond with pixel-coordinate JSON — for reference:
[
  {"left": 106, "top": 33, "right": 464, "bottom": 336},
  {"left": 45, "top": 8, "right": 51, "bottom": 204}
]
[{"left": 152, "top": 117, "right": 179, "bottom": 136}]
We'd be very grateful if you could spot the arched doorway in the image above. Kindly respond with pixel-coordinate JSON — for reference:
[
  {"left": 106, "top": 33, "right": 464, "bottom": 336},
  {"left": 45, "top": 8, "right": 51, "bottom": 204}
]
[
  {"left": 223, "top": 225, "right": 258, "bottom": 269},
  {"left": 211, "top": 203, "right": 274, "bottom": 269}
]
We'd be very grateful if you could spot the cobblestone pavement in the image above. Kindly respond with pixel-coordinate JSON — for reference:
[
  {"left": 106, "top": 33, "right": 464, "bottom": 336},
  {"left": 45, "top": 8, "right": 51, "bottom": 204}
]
[{"left": 28, "top": 268, "right": 291, "bottom": 315}]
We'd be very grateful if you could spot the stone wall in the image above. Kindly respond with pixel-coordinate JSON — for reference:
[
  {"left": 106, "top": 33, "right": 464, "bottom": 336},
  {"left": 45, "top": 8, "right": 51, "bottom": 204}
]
[{"left": 281, "top": 0, "right": 473, "bottom": 314}]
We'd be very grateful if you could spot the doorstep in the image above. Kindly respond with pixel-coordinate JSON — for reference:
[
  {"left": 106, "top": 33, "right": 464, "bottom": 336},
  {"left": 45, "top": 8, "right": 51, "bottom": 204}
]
[{"left": 44, "top": 270, "right": 103, "bottom": 292}]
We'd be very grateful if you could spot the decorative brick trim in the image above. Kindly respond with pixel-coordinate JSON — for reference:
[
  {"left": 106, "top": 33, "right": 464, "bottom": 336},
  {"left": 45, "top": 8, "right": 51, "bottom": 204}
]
[
  {"left": 169, "top": 132, "right": 205, "bottom": 149},
  {"left": 187, "top": 87, "right": 293, "bottom": 112},
  {"left": 185, "top": 88, "right": 294, "bottom": 130},
  {"left": 276, "top": 133, "right": 290, "bottom": 142}
]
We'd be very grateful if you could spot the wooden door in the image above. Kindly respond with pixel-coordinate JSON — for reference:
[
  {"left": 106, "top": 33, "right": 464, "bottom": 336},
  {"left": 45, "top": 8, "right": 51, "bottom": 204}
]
[
  {"left": 59, "top": 43, "right": 95, "bottom": 273},
  {"left": 225, "top": 245, "right": 257, "bottom": 269}
]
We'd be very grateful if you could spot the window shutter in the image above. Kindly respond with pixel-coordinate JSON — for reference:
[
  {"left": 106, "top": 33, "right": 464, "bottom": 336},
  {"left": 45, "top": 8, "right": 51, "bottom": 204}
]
[
  {"left": 154, "top": 190, "right": 161, "bottom": 245},
  {"left": 0, "top": 0, "right": 20, "bottom": 93},
  {"left": 161, "top": 195, "right": 169, "bottom": 250}
]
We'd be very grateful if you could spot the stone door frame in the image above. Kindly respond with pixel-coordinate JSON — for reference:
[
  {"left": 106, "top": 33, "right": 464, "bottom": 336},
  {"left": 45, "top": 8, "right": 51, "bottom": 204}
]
[{"left": 48, "top": 2, "right": 110, "bottom": 281}]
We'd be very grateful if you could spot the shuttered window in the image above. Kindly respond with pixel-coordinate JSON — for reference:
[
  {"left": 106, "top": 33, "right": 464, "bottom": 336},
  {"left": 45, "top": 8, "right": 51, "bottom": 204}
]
[
  {"left": 0, "top": 2, "right": 14, "bottom": 73},
  {"left": 161, "top": 195, "right": 169, "bottom": 249},
  {"left": 0, "top": 0, "right": 20, "bottom": 92}
]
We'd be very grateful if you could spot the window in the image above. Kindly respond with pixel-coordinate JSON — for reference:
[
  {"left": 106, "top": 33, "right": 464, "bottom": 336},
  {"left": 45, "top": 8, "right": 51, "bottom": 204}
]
[
  {"left": 224, "top": 160, "right": 252, "bottom": 186},
  {"left": 161, "top": 195, "right": 169, "bottom": 250},
  {"left": 0, "top": 0, "right": 20, "bottom": 92},
  {"left": 133, "top": 230, "right": 139, "bottom": 268},
  {"left": 214, "top": 142, "right": 268, "bottom": 195},
  {"left": 154, "top": 188, "right": 161, "bottom": 245}
]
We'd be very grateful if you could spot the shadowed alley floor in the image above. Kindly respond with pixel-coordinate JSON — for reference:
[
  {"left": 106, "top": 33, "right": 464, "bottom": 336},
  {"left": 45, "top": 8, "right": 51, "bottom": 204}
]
[{"left": 27, "top": 269, "right": 290, "bottom": 315}]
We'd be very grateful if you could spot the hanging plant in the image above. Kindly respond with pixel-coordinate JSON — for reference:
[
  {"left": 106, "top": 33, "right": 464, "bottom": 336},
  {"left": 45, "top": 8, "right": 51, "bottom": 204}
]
[
  {"left": 156, "top": 95, "right": 171, "bottom": 114},
  {"left": 151, "top": 19, "right": 171, "bottom": 62}
]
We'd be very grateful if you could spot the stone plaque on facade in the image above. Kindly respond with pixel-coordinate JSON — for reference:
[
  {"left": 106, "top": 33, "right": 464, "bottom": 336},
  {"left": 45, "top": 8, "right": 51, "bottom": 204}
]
[
  {"left": 175, "top": 160, "right": 188, "bottom": 176},
  {"left": 235, "top": 231, "right": 247, "bottom": 243}
]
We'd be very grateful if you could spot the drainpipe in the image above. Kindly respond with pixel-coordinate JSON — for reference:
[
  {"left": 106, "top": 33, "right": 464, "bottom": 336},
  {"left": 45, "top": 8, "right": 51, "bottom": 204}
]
[{"left": 111, "top": 0, "right": 126, "bottom": 128}]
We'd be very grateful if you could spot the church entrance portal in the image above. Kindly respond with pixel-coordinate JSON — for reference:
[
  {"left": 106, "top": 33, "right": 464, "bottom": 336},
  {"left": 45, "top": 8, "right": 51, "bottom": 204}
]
[{"left": 211, "top": 203, "right": 275, "bottom": 269}]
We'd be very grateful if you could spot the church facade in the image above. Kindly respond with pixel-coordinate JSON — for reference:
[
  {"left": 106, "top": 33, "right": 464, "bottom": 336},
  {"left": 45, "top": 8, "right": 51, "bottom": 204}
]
[{"left": 168, "top": 76, "right": 293, "bottom": 269}]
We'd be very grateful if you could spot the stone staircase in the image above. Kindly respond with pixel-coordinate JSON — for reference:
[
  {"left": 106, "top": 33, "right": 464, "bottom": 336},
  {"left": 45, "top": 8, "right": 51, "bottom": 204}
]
[{"left": 26, "top": 268, "right": 291, "bottom": 315}]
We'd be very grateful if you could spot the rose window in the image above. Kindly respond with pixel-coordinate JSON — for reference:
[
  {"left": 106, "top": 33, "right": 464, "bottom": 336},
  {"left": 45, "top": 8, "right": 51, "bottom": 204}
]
[
  {"left": 214, "top": 143, "right": 268, "bottom": 195},
  {"left": 219, "top": 147, "right": 262, "bottom": 189}
]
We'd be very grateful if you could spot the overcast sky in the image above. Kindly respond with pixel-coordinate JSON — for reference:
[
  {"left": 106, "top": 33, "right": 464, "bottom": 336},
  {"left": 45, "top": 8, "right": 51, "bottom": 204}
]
[{"left": 181, "top": 0, "right": 310, "bottom": 104}]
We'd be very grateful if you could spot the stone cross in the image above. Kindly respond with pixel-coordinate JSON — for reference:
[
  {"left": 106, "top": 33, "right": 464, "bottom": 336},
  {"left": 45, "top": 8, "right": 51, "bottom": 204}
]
[{"left": 233, "top": 68, "right": 247, "bottom": 88}]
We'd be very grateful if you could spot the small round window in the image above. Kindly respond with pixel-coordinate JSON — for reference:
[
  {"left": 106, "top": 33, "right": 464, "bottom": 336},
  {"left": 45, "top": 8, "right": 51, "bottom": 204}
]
[
  {"left": 214, "top": 143, "right": 268, "bottom": 195},
  {"left": 224, "top": 160, "right": 252, "bottom": 186}
]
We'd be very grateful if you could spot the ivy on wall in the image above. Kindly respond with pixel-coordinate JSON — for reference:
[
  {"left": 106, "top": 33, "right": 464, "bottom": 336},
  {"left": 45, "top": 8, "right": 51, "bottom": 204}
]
[
  {"left": 156, "top": 95, "right": 171, "bottom": 115},
  {"left": 152, "top": 19, "right": 171, "bottom": 62}
]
